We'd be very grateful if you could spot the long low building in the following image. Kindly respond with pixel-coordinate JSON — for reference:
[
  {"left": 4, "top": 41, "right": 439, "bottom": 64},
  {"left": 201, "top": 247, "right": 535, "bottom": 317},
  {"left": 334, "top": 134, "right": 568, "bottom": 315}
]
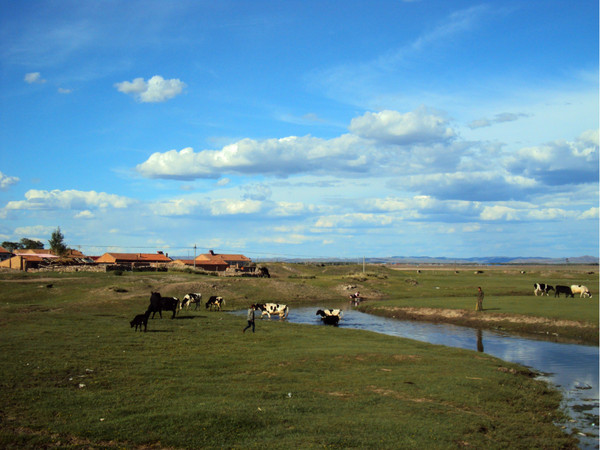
[
  {"left": 171, "top": 259, "right": 229, "bottom": 271},
  {"left": 194, "top": 250, "right": 252, "bottom": 268},
  {"left": 0, "top": 248, "right": 88, "bottom": 271},
  {"left": 95, "top": 251, "right": 173, "bottom": 267}
]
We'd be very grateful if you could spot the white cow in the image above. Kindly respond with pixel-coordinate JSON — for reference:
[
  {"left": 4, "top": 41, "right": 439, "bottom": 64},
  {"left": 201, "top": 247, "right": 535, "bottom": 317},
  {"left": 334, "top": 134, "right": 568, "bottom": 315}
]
[
  {"left": 570, "top": 285, "right": 592, "bottom": 298},
  {"left": 256, "top": 303, "right": 289, "bottom": 319}
]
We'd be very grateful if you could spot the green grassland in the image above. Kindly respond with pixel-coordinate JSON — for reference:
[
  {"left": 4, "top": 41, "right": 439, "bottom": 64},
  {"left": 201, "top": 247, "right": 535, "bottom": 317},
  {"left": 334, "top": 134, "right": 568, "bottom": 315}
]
[{"left": 0, "top": 263, "right": 596, "bottom": 448}]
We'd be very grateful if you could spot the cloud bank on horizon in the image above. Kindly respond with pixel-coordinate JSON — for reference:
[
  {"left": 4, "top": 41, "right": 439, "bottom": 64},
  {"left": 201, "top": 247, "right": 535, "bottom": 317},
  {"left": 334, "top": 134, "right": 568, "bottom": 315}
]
[{"left": 0, "top": 1, "right": 598, "bottom": 258}]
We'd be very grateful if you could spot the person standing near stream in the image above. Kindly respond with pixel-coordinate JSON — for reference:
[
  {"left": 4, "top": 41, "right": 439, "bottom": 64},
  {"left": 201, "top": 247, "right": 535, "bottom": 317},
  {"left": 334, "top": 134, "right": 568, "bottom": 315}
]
[
  {"left": 243, "top": 304, "right": 255, "bottom": 333},
  {"left": 476, "top": 286, "right": 484, "bottom": 311}
]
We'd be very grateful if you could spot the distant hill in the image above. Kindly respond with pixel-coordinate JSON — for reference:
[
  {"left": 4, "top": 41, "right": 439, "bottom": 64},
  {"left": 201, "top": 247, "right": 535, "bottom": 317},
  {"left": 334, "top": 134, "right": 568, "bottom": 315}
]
[{"left": 255, "top": 255, "right": 599, "bottom": 265}]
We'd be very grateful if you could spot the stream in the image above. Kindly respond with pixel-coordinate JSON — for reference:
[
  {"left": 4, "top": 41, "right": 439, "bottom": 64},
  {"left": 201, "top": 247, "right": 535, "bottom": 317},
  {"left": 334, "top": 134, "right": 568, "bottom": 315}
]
[{"left": 242, "top": 306, "right": 599, "bottom": 448}]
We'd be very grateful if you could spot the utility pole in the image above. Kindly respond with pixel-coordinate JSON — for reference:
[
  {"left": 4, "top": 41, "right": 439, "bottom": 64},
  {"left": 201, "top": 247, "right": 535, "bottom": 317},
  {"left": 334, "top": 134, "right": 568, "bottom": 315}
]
[
  {"left": 194, "top": 244, "right": 196, "bottom": 270},
  {"left": 363, "top": 256, "right": 365, "bottom": 273}
]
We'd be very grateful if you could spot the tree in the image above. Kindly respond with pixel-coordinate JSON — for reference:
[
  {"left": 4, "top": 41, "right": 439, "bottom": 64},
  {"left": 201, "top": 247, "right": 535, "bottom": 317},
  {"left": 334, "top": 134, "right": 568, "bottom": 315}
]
[
  {"left": 49, "top": 227, "right": 67, "bottom": 256},
  {"left": 19, "top": 238, "right": 44, "bottom": 249},
  {"left": 1, "top": 241, "right": 21, "bottom": 252}
]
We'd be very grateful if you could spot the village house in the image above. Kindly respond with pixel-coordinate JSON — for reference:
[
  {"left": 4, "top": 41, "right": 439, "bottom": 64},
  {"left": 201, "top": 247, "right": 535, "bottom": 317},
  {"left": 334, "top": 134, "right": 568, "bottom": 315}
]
[
  {"left": 195, "top": 250, "right": 252, "bottom": 269},
  {"left": 170, "top": 250, "right": 252, "bottom": 272},
  {"left": 0, "top": 248, "right": 94, "bottom": 271},
  {"left": 170, "top": 258, "right": 229, "bottom": 272},
  {"left": 95, "top": 251, "right": 172, "bottom": 268},
  {"left": 0, "top": 246, "right": 12, "bottom": 262}
]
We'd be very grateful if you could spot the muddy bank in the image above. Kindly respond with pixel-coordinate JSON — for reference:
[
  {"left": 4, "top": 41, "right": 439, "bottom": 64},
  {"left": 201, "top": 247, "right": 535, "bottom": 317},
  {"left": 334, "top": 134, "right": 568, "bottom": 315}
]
[{"left": 358, "top": 305, "right": 599, "bottom": 345}]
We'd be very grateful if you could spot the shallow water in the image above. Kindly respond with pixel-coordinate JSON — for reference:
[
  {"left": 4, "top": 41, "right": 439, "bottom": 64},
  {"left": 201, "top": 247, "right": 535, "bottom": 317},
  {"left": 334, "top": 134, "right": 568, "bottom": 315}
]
[{"left": 243, "top": 306, "right": 599, "bottom": 448}]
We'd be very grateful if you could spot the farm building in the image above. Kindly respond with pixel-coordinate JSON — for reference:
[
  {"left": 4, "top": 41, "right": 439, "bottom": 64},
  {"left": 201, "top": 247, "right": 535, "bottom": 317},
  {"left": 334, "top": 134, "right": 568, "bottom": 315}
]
[
  {"left": 194, "top": 250, "right": 252, "bottom": 269},
  {"left": 0, "top": 249, "right": 94, "bottom": 271},
  {"left": 95, "top": 251, "right": 172, "bottom": 268},
  {"left": 0, "top": 246, "right": 12, "bottom": 262},
  {"left": 0, "top": 253, "right": 55, "bottom": 271},
  {"left": 171, "top": 258, "right": 229, "bottom": 272}
]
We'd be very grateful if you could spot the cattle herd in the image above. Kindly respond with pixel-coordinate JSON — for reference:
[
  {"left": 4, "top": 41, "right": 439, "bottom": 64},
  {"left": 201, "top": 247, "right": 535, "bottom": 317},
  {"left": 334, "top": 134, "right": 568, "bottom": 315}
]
[
  {"left": 129, "top": 291, "right": 226, "bottom": 332},
  {"left": 533, "top": 283, "right": 593, "bottom": 298},
  {"left": 130, "top": 281, "right": 592, "bottom": 332},
  {"left": 129, "top": 291, "right": 304, "bottom": 332}
]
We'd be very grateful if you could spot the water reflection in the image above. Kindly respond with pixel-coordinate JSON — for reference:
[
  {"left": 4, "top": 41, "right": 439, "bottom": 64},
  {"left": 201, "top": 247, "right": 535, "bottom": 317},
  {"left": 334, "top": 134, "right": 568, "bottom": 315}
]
[
  {"left": 477, "top": 329, "right": 484, "bottom": 353},
  {"left": 281, "top": 307, "right": 599, "bottom": 449}
]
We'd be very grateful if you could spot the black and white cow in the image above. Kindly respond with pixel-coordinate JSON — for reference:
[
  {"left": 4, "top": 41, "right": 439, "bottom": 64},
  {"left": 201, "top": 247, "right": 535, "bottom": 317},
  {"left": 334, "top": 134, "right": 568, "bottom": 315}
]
[
  {"left": 255, "top": 303, "right": 289, "bottom": 319},
  {"left": 181, "top": 293, "right": 202, "bottom": 310},
  {"left": 571, "top": 285, "right": 592, "bottom": 298},
  {"left": 147, "top": 292, "right": 180, "bottom": 319},
  {"left": 205, "top": 296, "right": 225, "bottom": 311},
  {"left": 554, "top": 285, "right": 574, "bottom": 298},
  {"left": 316, "top": 309, "right": 342, "bottom": 325},
  {"left": 533, "top": 283, "right": 554, "bottom": 296}
]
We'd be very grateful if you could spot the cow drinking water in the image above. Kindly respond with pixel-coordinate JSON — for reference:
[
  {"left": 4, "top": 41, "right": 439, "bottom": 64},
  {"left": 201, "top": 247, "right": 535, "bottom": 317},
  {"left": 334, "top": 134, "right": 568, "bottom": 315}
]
[{"left": 316, "top": 309, "right": 342, "bottom": 325}]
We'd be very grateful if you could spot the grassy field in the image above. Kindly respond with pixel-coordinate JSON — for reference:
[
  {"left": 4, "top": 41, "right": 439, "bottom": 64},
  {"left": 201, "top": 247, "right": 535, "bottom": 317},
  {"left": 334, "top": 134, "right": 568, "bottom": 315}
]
[{"left": 0, "top": 263, "right": 596, "bottom": 448}]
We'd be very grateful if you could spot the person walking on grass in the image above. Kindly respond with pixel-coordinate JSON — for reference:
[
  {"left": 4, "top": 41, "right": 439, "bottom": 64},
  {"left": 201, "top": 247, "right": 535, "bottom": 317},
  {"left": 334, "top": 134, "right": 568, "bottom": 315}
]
[
  {"left": 476, "top": 286, "right": 484, "bottom": 311},
  {"left": 243, "top": 304, "right": 255, "bottom": 333}
]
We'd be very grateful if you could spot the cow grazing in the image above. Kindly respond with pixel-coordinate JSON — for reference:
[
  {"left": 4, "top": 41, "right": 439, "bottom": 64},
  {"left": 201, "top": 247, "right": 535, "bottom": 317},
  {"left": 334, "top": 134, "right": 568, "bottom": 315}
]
[
  {"left": 533, "top": 283, "right": 554, "bottom": 296},
  {"left": 316, "top": 309, "right": 342, "bottom": 325},
  {"left": 554, "top": 285, "right": 574, "bottom": 298},
  {"left": 181, "top": 293, "right": 202, "bottom": 310},
  {"left": 571, "top": 285, "right": 592, "bottom": 298},
  {"left": 130, "top": 310, "right": 150, "bottom": 332},
  {"left": 147, "top": 292, "right": 180, "bottom": 319},
  {"left": 255, "top": 303, "right": 289, "bottom": 319},
  {"left": 205, "top": 296, "right": 225, "bottom": 311}
]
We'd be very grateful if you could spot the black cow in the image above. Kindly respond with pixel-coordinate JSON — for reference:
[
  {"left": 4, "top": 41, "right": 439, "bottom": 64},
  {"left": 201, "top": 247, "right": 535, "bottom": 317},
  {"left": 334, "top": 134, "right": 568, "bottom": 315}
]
[
  {"left": 205, "top": 296, "right": 225, "bottom": 311},
  {"left": 147, "top": 292, "right": 180, "bottom": 319},
  {"left": 533, "top": 283, "right": 554, "bottom": 296},
  {"left": 130, "top": 310, "right": 150, "bottom": 331},
  {"left": 554, "top": 285, "right": 574, "bottom": 298}
]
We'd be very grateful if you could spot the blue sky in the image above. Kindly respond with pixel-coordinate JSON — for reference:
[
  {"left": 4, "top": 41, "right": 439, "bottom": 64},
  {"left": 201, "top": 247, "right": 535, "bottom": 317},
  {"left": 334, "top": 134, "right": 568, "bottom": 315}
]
[{"left": 0, "top": 0, "right": 598, "bottom": 259}]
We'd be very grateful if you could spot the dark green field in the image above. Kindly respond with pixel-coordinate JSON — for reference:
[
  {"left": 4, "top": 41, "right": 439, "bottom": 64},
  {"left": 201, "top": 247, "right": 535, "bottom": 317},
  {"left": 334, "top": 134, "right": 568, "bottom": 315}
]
[{"left": 0, "top": 263, "right": 596, "bottom": 448}]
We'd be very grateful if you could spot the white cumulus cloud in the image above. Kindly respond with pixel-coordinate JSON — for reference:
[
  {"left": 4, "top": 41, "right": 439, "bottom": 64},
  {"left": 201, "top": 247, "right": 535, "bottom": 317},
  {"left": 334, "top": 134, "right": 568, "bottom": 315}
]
[
  {"left": 136, "top": 134, "right": 370, "bottom": 180},
  {"left": 315, "top": 213, "right": 393, "bottom": 228},
  {"left": 0, "top": 171, "right": 19, "bottom": 190},
  {"left": 209, "top": 199, "right": 262, "bottom": 216},
  {"left": 114, "top": 75, "right": 186, "bottom": 103},
  {"left": 349, "top": 107, "right": 455, "bottom": 145},
  {"left": 5, "top": 189, "right": 135, "bottom": 210},
  {"left": 505, "top": 129, "right": 599, "bottom": 185}
]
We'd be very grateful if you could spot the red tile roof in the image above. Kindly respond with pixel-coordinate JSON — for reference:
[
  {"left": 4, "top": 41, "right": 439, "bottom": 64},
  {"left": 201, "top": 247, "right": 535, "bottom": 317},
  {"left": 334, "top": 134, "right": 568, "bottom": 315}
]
[{"left": 96, "top": 252, "right": 172, "bottom": 264}]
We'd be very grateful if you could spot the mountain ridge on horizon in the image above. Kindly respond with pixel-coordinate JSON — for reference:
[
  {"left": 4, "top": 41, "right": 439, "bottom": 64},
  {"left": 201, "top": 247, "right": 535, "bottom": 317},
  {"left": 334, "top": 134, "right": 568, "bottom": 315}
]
[{"left": 251, "top": 255, "right": 599, "bottom": 264}]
